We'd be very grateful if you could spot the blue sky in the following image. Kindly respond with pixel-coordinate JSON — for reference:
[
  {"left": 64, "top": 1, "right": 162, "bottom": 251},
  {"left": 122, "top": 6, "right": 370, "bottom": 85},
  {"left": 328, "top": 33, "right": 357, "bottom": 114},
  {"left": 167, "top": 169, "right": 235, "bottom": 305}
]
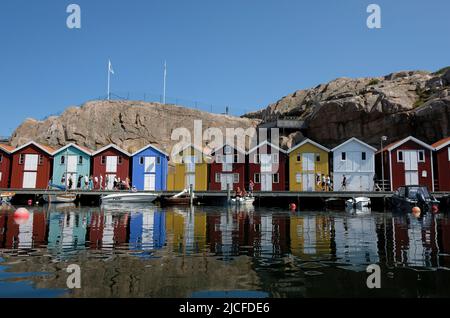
[{"left": 0, "top": 0, "right": 449, "bottom": 136}]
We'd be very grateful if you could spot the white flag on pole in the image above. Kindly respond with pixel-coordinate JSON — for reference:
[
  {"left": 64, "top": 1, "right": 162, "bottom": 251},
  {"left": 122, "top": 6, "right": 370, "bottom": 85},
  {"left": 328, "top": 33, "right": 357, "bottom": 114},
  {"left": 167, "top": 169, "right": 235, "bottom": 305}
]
[{"left": 108, "top": 59, "right": 114, "bottom": 75}]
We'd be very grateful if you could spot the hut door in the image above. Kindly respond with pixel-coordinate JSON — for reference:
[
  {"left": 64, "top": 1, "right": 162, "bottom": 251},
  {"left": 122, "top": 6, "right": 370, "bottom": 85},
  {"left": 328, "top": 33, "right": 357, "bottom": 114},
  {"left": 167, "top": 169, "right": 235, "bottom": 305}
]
[
  {"left": 186, "top": 173, "right": 195, "bottom": 190},
  {"left": 67, "top": 155, "right": 78, "bottom": 173},
  {"left": 261, "top": 173, "right": 272, "bottom": 191},
  {"left": 404, "top": 151, "right": 419, "bottom": 185},
  {"left": 220, "top": 174, "right": 234, "bottom": 190},
  {"left": 302, "top": 153, "right": 315, "bottom": 191},
  {"left": 144, "top": 174, "right": 156, "bottom": 191},
  {"left": 106, "top": 156, "right": 118, "bottom": 173},
  {"left": 23, "top": 154, "right": 38, "bottom": 188},
  {"left": 23, "top": 172, "right": 37, "bottom": 189},
  {"left": 302, "top": 173, "right": 315, "bottom": 191},
  {"left": 144, "top": 157, "right": 156, "bottom": 173}
]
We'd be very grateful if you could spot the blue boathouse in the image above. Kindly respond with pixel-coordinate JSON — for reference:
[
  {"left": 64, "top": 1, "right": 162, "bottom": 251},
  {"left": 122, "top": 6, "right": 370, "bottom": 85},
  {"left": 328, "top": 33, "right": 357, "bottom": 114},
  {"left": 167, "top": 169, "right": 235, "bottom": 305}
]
[{"left": 131, "top": 144, "right": 169, "bottom": 191}]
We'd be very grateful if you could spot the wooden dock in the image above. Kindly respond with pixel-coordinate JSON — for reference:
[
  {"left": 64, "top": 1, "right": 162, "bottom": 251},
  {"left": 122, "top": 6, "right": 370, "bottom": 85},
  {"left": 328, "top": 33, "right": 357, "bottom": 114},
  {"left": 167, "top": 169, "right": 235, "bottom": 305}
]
[{"left": 3, "top": 188, "right": 450, "bottom": 199}]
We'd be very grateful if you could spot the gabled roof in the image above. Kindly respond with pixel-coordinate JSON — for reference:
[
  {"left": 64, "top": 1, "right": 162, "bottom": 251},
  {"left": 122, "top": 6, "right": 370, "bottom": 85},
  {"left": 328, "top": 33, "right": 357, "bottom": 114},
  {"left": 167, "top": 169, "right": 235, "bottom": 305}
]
[
  {"left": 131, "top": 144, "right": 169, "bottom": 158},
  {"left": 432, "top": 137, "right": 450, "bottom": 151},
  {"left": 331, "top": 137, "right": 377, "bottom": 152},
  {"left": 171, "top": 143, "right": 212, "bottom": 158},
  {"left": 379, "top": 136, "right": 433, "bottom": 152},
  {"left": 11, "top": 141, "right": 56, "bottom": 155},
  {"left": 287, "top": 138, "right": 330, "bottom": 154},
  {"left": 91, "top": 144, "right": 131, "bottom": 157},
  {"left": 247, "top": 140, "right": 287, "bottom": 155},
  {"left": 53, "top": 143, "right": 93, "bottom": 156},
  {"left": 0, "top": 144, "right": 15, "bottom": 154},
  {"left": 210, "top": 142, "right": 246, "bottom": 155}
]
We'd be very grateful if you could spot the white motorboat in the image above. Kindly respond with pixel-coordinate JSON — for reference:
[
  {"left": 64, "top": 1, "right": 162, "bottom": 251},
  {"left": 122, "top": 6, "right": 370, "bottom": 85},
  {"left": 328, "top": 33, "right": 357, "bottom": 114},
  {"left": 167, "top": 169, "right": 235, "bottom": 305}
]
[
  {"left": 346, "top": 197, "right": 371, "bottom": 209},
  {"left": 101, "top": 192, "right": 158, "bottom": 204},
  {"left": 42, "top": 193, "right": 77, "bottom": 204},
  {"left": 230, "top": 196, "right": 255, "bottom": 205}
]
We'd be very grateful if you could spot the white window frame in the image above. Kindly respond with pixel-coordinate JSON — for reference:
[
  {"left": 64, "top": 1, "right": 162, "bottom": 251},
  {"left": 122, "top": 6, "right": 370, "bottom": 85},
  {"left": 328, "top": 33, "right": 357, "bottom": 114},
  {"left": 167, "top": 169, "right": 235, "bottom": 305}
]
[
  {"left": 418, "top": 150, "right": 425, "bottom": 163},
  {"left": 397, "top": 150, "right": 404, "bottom": 162},
  {"left": 273, "top": 173, "right": 280, "bottom": 184},
  {"left": 296, "top": 153, "right": 301, "bottom": 162},
  {"left": 78, "top": 156, "right": 83, "bottom": 165},
  {"left": 272, "top": 153, "right": 279, "bottom": 164},
  {"left": 38, "top": 155, "right": 44, "bottom": 165},
  {"left": 19, "top": 154, "right": 24, "bottom": 165},
  {"left": 254, "top": 173, "right": 260, "bottom": 184},
  {"left": 233, "top": 173, "right": 239, "bottom": 183},
  {"left": 361, "top": 152, "right": 366, "bottom": 161},
  {"left": 341, "top": 152, "right": 346, "bottom": 161},
  {"left": 60, "top": 155, "right": 65, "bottom": 165},
  {"left": 156, "top": 157, "right": 161, "bottom": 165},
  {"left": 215, "top": 173, "right": 220, "bottom": 183}
]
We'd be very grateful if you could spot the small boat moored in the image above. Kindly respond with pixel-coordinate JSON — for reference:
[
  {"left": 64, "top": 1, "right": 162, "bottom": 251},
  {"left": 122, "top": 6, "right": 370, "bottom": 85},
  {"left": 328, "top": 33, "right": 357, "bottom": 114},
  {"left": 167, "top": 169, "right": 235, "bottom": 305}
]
[
  {"left": 42, "top": 193, "right": 77, "bottom": 204},
  {"left": 390, "top": 185, "right": 440, "bottom": 214},
  {"left": 346, "top": 197, "right": 371, "bottom": 210},
  {"left": 101, "top": 192, "right": 158, "bottom": 204},
  {"left": 160, "top": 189, "right": 198, "bottom": 206},
  {"left": 229, "top": 196, "right": 255, "bottom": 206}
]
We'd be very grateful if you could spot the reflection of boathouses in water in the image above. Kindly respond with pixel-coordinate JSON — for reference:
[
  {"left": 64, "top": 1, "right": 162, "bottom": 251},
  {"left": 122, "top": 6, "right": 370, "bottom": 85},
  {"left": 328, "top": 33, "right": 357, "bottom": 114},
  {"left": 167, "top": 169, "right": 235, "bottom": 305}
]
[{"left": 1, "top": 208, "right": 450, "bottom": 268}]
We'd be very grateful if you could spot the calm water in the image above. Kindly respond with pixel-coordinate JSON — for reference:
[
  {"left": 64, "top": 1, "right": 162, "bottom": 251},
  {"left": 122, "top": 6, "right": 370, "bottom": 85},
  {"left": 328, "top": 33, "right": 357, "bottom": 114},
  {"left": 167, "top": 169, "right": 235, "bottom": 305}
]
[{"left": 1, "top": 204, "right": 450, "bottom": 298}]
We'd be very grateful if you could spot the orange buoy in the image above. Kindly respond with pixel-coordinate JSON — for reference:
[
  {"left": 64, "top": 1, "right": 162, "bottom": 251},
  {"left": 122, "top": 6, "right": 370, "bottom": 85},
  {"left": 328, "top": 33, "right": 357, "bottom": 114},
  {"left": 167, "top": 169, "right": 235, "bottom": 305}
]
[
  {"left": 412, "top": 206, "right": 421, "bottom": 217},
  {"left": 14, "top": 208, "right": 30, "bottom": 225}
]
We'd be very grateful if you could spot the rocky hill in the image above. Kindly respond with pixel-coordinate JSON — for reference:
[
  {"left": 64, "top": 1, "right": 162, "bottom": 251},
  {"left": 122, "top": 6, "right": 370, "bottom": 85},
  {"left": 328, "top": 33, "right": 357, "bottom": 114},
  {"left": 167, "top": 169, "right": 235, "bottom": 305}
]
[
  {"left": 10, "top": 100, "right": 260, "bottom": 154},
  {"left": 244, "top": 67, "right": 450, "bottom": 148}
]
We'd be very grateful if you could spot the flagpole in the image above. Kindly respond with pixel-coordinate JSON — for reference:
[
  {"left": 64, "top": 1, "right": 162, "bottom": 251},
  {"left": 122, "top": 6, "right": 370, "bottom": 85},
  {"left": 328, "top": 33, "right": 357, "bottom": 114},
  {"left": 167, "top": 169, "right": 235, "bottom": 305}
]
[
  {"left": 163, "top": 61, "right": 167, "bottom": 104},
  {"left": 107, "top": 59, "right": 111, "bottom": 101}
]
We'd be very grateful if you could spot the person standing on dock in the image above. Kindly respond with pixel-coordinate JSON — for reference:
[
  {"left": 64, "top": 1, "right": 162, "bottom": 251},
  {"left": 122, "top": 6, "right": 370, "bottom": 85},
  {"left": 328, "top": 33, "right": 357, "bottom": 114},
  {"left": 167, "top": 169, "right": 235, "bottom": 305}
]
[
  {"left": 341, "top": 175, "right": 347, "bottom": 191},
  {"left": 248, "top": 180, "right": 254, "bottom": 197},
  {"left": 89, "top": 175, "right": 94, "bottom": 190},
  {"left": 77, "top": 175, "right": 83, "bottom": 189},
  {"left": 326, "top": 175, "right": 331, "bottom": 192},
  {"left": 68, "top": 174, "right": 73, "bottom": 190},
  {"left": 84, "top": 175, "right": 89, "bottom": 190},
  {"left": 321, "top": 174, "right": 326, "bottom": 191}
]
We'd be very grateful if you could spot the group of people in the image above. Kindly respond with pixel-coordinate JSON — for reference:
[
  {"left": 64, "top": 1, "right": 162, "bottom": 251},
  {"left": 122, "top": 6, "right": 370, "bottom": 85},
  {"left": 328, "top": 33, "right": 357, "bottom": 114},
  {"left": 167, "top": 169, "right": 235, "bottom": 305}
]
[
  {"left": 317, "top": 174, "right": 333, "bottom": 191},
  {"left": 59, "top": 173, "right": 131, "bottom": 191},
  {"left": 234, "top": 180, "right": 255, "bottom": 198}
]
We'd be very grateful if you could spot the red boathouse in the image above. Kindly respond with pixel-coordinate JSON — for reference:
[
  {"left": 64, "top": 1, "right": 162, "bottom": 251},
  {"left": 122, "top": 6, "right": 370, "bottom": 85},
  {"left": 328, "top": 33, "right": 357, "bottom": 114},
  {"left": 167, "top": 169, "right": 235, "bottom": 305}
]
[
  {"left": 376, "top": 136, "right": 434, "bottom": 191},
  {"left": 10, "top": 141, "right": 55, "bottom": 189},
  {"left": 92, "top": 144, "right": 131, "bottom": 190},
  {"left": 209, "top": 143, "right": 246, "bottom": 191},
  {"left": 432, "top": 137, "right": 450, "bottom": 191},
  {"left": 247, "top": 141, "right": 288, "bottom": 191},
  {"left": 0, "top": 144, "right": 14, "bottom": 188}
]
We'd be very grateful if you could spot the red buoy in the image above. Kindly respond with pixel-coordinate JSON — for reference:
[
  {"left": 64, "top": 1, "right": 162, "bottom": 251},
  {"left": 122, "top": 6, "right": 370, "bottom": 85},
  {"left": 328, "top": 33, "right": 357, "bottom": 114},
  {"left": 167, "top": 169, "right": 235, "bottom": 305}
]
[
  {"left": 289, "top": 203, "right": 297, "bottom": 211},
  {"left": 14, "top": 208, "right": 30, "bottom": 225}
]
